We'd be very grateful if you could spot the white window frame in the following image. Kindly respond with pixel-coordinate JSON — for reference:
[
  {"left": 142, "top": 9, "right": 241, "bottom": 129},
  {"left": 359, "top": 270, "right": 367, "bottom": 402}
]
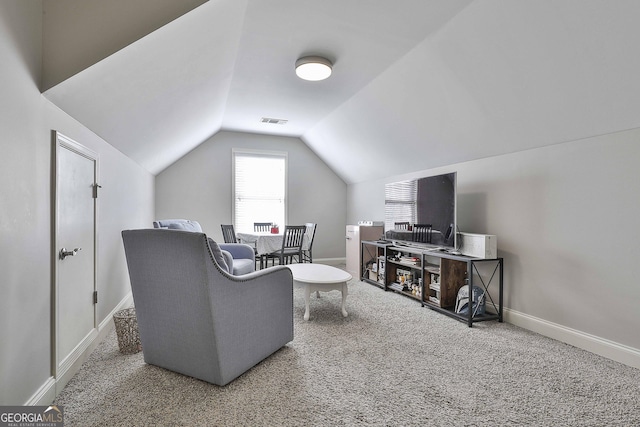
[{"left": 232, "top": 148, "right": 288, "bottom": 233}]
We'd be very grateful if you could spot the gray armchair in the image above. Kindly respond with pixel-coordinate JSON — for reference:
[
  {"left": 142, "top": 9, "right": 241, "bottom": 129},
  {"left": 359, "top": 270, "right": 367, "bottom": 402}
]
[
  {"left": 153, "top": 219, "right": 254, "bottom": 275},
  {"left": 122, "top": 229, "right": 294, "bottom": 386}
]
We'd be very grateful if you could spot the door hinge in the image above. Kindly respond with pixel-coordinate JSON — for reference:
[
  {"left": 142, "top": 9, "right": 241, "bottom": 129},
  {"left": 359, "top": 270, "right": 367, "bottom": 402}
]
[
  {"left": 93, "top": 291, "right": 98, "bottom": 304},
  {"left": 92, "top": 183, "right": 102, "bottom": 199}
]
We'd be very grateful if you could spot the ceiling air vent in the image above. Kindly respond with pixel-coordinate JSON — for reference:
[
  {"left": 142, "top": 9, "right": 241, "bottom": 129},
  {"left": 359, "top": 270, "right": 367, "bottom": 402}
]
[{"left": 260, "top": 117, "right": 288, "bottom": 125}]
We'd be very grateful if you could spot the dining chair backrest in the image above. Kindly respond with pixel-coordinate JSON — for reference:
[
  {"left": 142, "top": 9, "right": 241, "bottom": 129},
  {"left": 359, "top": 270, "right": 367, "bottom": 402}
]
[
  {"left": 304, "top": 223, "right": 316, "bottom": 250},
  {"left": 394, "top": 222, "right": 410, "bottom": 230},
  {"left": 221, "top": 224, "right": 237, "bottom": 244},
  {"left": 254, "top": 222, "right": 272, "bottom": 232},
  {"left": 266, "top": 225, "right": 306, "bottom": 266},
  {"left": 281, "top": 225, "right": 306, "bottom": 251},
  {"left": 412, "top": 224, "right": 432, "bottom": 244},
  {"left": 302, "top": 223, "right": 317, "bottom": 263}
]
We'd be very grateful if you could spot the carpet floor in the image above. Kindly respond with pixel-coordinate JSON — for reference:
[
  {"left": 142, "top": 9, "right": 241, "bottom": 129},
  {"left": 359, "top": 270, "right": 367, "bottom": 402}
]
[{"left": 54, "top": 278, "right": 640, "bottom": 426}]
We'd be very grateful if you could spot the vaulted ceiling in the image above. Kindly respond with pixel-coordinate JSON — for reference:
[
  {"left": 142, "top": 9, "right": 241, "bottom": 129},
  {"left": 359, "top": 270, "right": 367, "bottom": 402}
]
[{"left": 43, "top": 0, "right": 640, "bottom": 184}]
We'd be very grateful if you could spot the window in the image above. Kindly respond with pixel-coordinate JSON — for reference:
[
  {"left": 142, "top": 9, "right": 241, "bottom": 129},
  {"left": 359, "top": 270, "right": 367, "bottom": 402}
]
[
  {"left": 233, "top": 150, "right": 287, "bottom": 233},
  {"left": 384, "top": 179, "right": 417, "bottom": 231}
]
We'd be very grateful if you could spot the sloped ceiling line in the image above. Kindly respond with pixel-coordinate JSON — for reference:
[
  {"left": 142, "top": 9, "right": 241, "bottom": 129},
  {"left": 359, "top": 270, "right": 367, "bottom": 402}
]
[{"left": 43, "top": 1, "right": 640, "bottom": 185}]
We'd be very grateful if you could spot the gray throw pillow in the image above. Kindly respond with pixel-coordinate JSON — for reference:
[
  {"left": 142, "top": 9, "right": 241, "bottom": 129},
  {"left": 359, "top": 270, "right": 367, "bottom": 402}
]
[
  {"left": 208, "top": 238, "right": 230, "bottom": 273},
  {"left": 167, "top": 221, "right": 202, "bottom": 232},
  {"left": 221, "top": 250, "right": 234, "bottom": 273}
]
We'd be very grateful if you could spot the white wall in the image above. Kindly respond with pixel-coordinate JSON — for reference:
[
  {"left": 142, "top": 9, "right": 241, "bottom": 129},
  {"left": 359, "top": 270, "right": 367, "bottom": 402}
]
[
  {"left": 305, "top": 1, "right": 640, "bottom": 186},
  {"left": 155, "top": 131, "right": 347, "bottom": 260},
  {"left": 0, "top": 1, "right": 154, "bottom": 405},
  {"left": 348, "top": 131, "right": 640, "bottom": 367}
]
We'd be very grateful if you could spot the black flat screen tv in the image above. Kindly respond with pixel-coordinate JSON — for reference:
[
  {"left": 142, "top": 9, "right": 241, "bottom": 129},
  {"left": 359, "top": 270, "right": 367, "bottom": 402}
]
[{"left": 384, "top": 172, "right": 457, "bottom": 250}]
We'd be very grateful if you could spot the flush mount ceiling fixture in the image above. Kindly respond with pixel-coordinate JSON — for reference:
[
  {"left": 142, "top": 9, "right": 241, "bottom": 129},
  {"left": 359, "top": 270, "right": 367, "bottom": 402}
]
[{"left": 295, "top": 56, "right": 333, "bottom": 81}]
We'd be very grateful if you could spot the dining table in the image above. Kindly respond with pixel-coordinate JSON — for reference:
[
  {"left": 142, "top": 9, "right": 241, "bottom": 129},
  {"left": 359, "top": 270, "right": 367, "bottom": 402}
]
[{"left": 236, "top": 231, "right": 310, "bottom": 268}]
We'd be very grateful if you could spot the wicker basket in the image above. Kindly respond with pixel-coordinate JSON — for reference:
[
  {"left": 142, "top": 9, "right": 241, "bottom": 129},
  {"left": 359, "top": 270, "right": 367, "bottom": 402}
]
[{"left": 113, "top": 307, "right": 141, "bottom": 354}]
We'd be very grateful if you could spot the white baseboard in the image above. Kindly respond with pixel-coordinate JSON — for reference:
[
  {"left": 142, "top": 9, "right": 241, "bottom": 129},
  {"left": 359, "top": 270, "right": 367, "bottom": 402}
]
[
  {"left": 314, "top": 257, "right": 346, "bottom": 266},
  {"left": 27, "top": 292, "right": 134, "bottom": 406},
  {"left": 99, "top": 292, "right": 134, "bottom": 330},
  {"left": 54, "top": 329, "right": 99, "bottom": 394},
  {"left": 25, "top": 377, "right": 56, "bottom": 406},
  {"left": 504, "top": 307, "right": 640, "bottom": 370}
]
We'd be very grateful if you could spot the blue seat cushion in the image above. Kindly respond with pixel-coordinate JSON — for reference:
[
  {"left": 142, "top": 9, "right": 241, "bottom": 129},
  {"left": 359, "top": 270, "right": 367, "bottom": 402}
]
[{"left": 232, "top": 258, "right": 254, "bottom": 276}]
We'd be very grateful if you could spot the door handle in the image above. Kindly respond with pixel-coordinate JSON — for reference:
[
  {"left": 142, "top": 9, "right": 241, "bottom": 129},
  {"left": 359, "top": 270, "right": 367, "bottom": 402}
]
[{"left": 59, "top": 247, "right": 81, "bottom": 260}]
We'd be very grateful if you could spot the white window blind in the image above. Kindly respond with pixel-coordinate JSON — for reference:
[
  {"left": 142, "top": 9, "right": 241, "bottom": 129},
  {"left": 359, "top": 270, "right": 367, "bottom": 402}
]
[
  {"left": 384, "top": 179, "right": 417, "bottom": 231},
  {"left": 233, "top": 151, "right": 286, "bottom": 233}
]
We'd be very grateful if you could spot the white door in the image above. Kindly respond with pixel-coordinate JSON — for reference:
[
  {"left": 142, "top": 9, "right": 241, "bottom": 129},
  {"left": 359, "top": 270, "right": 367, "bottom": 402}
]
[{"left": 54, "top": 132, "right": 98, "bottom": 378}]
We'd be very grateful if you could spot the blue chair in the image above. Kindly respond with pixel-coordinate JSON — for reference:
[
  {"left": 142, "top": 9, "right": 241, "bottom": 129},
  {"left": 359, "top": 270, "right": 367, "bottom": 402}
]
[{"left": 153, "top": 219, "right": 255, "bottom": 275}]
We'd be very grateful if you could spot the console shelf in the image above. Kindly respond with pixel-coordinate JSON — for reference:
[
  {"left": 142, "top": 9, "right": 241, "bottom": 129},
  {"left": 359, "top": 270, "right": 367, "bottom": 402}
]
[{"left": 361, "top": 240, "right": 503, "bottom": 327}]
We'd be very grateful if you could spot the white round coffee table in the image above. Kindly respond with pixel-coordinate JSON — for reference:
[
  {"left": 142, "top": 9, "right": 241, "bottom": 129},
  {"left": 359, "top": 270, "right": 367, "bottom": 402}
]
[{"left": 287, "top": 264, "right": 352, "bottom": 321}]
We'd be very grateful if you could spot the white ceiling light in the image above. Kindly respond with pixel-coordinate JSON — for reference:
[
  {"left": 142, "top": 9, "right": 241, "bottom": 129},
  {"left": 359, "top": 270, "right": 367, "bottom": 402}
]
[{"left": 295, "top": 56, "right": 332, "bottom": 81}]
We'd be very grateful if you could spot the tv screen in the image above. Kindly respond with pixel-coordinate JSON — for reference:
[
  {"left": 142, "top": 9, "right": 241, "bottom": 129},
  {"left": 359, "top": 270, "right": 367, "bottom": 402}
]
[{"left": 384, "top": 172, "right": 456, "bottom": 250}]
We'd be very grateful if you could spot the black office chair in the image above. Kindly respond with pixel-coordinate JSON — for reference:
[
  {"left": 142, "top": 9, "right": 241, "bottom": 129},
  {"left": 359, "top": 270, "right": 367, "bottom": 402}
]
[
  {"left": 302, "top": 223, "right": 317, "bottom": 263},
  {"left": 267, "top": 225, "right": 306, "bottom": 266},
  {"left": 221, "top": 224, "right": 238, "bottom": 243},
  {"left": 412, "top": 224, "right": 432, "bottom": 244},
  {"left": 254, "top": 222, "right": 272, "bottom": 232}
]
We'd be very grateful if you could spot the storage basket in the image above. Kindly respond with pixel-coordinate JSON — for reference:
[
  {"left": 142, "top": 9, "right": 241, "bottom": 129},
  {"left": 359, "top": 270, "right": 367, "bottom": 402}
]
[{"left": 113, "top": 307, "right": 141, "bottom": 354}]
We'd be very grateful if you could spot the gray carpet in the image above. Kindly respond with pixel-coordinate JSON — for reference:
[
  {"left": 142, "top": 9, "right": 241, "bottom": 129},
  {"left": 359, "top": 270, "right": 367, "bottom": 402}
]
[{"left": 55, "top": 278, "right": 640, "bottom": 426}]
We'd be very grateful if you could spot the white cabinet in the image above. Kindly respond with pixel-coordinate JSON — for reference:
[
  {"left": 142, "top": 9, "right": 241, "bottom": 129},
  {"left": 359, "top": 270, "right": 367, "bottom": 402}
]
[{"left": 345, "top": 225, "right": 384, "bottom": 277}]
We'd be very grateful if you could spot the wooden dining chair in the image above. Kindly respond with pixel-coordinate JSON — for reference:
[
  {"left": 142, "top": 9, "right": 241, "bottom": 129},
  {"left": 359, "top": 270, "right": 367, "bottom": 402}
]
[
  {"left": 267, "top": 225, "right": 306, "bottom": 266},
  {"left": 412, "top": 224, "right": 432, "bottom": 244},
  {"left": 254, "top": 222, "right": 272, "bottom": 232},
  {"left": 302, "top": 223, "right": 317, "bottom": 263},
  {"left": 221, "top": 224, "right": 238, "bottom": 243}
]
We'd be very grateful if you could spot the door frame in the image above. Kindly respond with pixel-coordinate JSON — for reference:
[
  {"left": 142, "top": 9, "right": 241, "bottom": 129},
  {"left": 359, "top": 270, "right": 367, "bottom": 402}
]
[{"left": 52, "top": 131, "right": 99, "bottom": 385}]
